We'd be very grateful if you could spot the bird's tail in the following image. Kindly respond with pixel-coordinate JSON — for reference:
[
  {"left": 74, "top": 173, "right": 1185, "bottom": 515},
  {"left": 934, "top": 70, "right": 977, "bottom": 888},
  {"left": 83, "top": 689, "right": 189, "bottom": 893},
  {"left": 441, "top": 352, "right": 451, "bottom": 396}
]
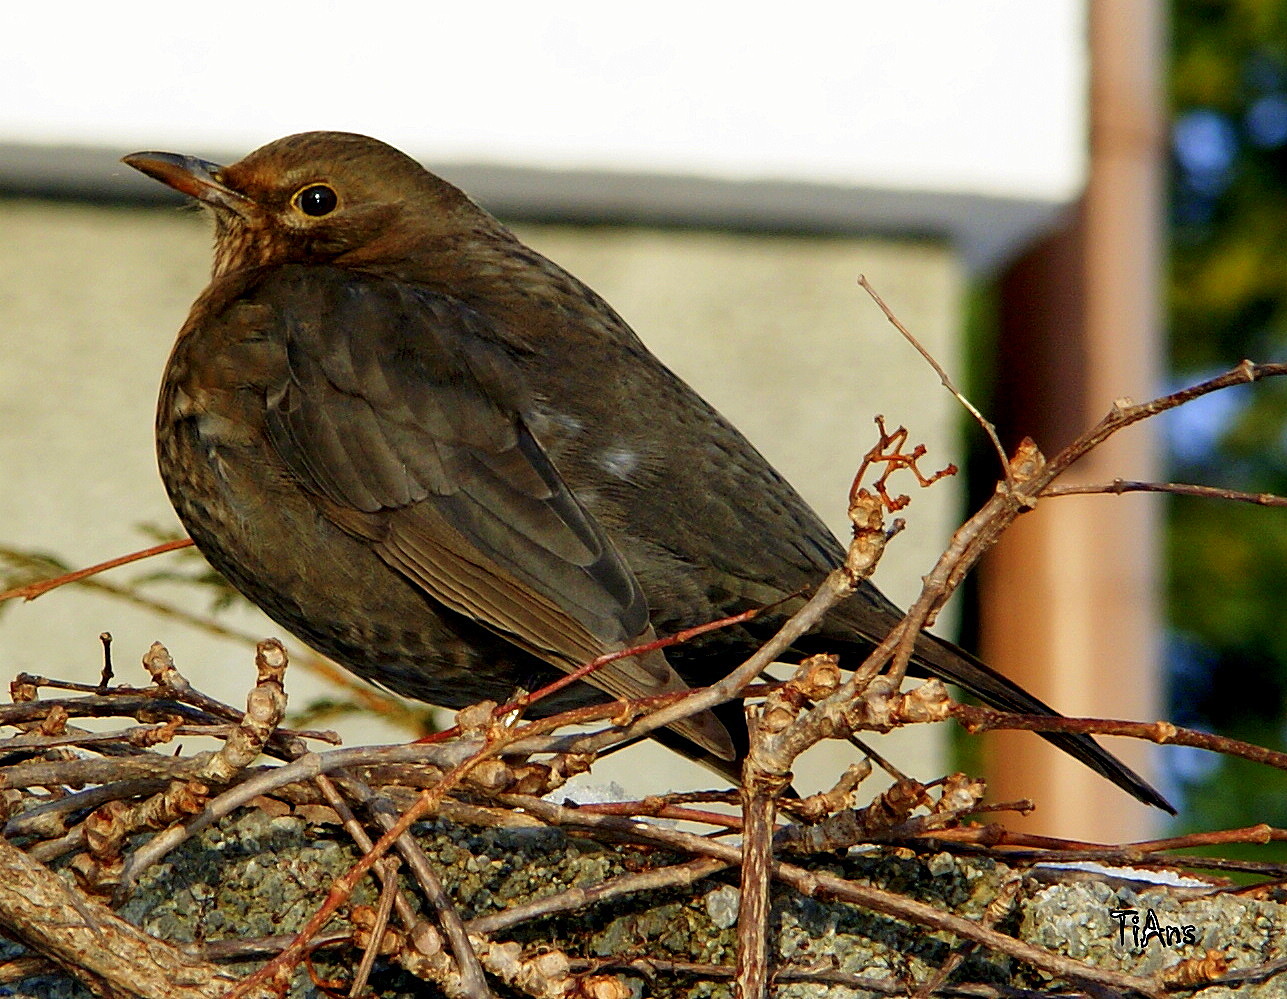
[{"left": 910, "top": 630, "right": 1174, "bottom": 813}]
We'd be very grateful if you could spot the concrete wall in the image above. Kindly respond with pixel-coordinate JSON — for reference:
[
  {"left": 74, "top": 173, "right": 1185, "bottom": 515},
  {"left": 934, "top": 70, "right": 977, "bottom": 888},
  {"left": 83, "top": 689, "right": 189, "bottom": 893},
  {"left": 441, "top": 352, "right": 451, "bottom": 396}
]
[{"left": 0, "top": 199, "right": 964, "bottom": 795}]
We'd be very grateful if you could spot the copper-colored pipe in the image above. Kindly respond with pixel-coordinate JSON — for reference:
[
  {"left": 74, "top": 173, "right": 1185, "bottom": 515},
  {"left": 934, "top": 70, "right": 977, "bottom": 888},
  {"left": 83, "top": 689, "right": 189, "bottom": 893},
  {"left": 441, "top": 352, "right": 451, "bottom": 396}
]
[{"left": 983, "top": 0, "right": 1166, "bottom": 840}]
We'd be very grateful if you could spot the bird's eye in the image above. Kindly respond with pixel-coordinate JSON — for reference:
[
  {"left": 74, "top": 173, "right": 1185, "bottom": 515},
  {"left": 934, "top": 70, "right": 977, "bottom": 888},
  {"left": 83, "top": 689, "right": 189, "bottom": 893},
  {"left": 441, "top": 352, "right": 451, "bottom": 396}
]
[{"left": 293, "top": 184, "right": 339, "bottom": 217}]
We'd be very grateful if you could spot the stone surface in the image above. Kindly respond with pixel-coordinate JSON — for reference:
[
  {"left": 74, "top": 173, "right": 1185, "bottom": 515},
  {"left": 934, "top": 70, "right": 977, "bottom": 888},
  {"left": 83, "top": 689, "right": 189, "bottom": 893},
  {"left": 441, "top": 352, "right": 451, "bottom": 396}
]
[{"left": 3, "top": 809, "right": 1281, "bottom": 998}]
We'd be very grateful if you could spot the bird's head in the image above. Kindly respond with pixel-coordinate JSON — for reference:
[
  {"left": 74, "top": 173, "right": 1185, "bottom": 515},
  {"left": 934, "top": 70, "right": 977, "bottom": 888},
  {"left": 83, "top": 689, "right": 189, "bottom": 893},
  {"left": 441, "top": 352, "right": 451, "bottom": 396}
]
[{"left": 124, "top": 131, "right": 483, "bottom": 278}]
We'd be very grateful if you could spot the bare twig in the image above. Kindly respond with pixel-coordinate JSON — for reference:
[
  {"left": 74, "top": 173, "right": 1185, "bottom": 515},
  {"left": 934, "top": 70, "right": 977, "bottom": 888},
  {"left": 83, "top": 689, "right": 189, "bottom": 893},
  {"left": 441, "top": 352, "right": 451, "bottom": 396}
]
[
  {"left": 735, "top": 705, "right": 785, "bottom": 999},
  {"left": 911, "top": 876, "right": 1021, "bottom": 998},
  {"left": 566, "top": 957, "right": 1032, "bottom": 997},
  {"left": 5, "top": 351, "right": 1287, "bottom": 997},
  {"left": 97, "top": 632, "right": 114, "bottom": 691},
  {"left": 1, "top": 544, "right": 425, "bottom": 730},
  {"left": 0, "top": 537, "right": 194, "bottom": 603},
  {"left": 569, "top": 800, "right": 742, "bottom": 830},
  {"left": 0, "top": 835, "right": 256, "bottom": 998},
  {"left": 312, "top": 774, "right": 419, "bottom": 929},
  {"left": 502, "top": 602, "right": 783, "bottom": 720},
  {"left": 197, "top": 640, "right": 289, "bottom": 784},
  {"left": 554, "top": 487, "right": 892, "bottom": 767},
  {"left": 223, "top": 687, "right": 636, "bottom": 999},
  {"left": 953, "top": 704, "right": 1287, "bottom": 771},
  {"left": 349, "top": 860, "right": 400, "bottom": 999},
  {"left": 1045, "top": 477, "right": 1287, "bottom": 506},
  {"left": 1041, "top": 360, "right": 1286, "bottom": 481},
  {"left": 348, "top": 782, "right": 492, "bottom": 999},
  {"left": 464, "top": 855, "right": 730, "bottom": 937},
  {"left": 858, "top": 274, "right": 1011, "bottom": 481},
  {"left": 0, "top": 954, "right": 59, "bottom": 987}
]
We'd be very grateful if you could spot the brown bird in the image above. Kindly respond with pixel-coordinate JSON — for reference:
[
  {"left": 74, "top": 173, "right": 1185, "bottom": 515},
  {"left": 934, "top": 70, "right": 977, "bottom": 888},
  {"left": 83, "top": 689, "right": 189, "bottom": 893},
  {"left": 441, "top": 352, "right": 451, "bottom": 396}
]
[{"left": 124, "top": 131, "right": 1171, "bottom": 811}]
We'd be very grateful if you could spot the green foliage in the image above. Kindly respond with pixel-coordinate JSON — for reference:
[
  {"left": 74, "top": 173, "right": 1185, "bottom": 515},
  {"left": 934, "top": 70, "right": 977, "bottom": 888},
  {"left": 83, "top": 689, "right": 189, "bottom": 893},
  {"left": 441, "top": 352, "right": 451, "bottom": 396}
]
[
  {"left": 1168, "top": 0, "right": 1287, "bottom": 829},
  {"left": 1169, "top": 496, "right": 1287, "bottom": 668},
  {"left": 0, "top": 547, "right": 72, "bottom": 619},
  {"left": 1172, "top": 1, "right": 1287, "bottom": 367}
]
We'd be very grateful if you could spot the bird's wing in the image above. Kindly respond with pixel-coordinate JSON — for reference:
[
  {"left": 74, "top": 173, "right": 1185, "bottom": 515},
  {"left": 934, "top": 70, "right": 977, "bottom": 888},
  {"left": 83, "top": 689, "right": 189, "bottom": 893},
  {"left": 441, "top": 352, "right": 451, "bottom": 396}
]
[{"left": 251, "top": 265, "right": 733, "bottom": 760}]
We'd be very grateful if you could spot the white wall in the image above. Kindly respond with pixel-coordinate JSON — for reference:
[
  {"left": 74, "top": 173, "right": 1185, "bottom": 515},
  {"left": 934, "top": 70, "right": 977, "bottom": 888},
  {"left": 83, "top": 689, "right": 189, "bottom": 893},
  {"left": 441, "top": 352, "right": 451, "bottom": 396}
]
[{"left": 4, "top": 1, "right": 1087, "bottom": 267}]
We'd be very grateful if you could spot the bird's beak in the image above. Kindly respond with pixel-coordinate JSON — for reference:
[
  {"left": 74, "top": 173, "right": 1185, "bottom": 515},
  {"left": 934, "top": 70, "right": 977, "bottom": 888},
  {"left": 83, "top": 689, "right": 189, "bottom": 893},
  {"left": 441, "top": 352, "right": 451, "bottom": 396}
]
[{"left": 123, "top": 151, "right": 255, "bottom": 218}]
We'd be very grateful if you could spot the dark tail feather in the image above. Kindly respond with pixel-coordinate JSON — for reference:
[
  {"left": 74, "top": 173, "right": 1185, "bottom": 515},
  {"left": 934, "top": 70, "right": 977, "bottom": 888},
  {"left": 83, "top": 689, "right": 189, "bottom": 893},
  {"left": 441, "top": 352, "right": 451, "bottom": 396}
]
[
  {"left": 650, "top": 700, "right": 751, "bottom": 786},
  {"left": 913, "top": 632, "right": 1175, "bottom": 814},
  {"left": 648, "top": 701, "right": 799, "bottom": 797},
  {"left": 662, "top": 662, "right": 1173, "bottom": 814}
]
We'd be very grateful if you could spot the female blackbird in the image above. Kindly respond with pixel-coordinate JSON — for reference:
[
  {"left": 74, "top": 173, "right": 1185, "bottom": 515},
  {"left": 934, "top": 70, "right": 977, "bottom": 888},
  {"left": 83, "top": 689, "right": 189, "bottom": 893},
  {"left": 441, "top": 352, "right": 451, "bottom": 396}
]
[{"left": 124, "top": 132, "right": 1171, "bottom": 811}]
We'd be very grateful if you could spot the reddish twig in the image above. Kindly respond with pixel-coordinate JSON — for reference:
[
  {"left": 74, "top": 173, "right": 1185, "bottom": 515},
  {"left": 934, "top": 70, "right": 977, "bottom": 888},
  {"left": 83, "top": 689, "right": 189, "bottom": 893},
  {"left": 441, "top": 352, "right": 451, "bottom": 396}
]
[
  {"left": 414, "top": 601, "right": 785, "bottom": 749},
  {"left": 0, "top": 538, "right": 194, "bottom": 603},
  {"left": 849, "top": 415, "right": 957, "bottom": 514},
  {"left": 224, "top": 780, "right": 460, "bottom": 997},
  {"left": 504, "top": 600, "right": 789, "bottom": 718}
]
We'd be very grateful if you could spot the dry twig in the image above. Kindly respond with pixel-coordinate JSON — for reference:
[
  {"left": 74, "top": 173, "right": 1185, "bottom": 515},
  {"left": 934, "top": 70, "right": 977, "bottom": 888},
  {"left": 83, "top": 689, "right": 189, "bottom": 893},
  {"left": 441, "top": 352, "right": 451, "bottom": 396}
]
[{"left": 3, "top": 303, "right": 1287, "bottom": 997}]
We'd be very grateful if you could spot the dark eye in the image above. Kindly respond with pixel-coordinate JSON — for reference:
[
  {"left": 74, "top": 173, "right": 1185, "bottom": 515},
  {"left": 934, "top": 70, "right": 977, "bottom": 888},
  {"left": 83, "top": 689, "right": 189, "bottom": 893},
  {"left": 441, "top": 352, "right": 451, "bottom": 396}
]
[{"left": 294, "top": 184, "right": 338, "bottom": 217}]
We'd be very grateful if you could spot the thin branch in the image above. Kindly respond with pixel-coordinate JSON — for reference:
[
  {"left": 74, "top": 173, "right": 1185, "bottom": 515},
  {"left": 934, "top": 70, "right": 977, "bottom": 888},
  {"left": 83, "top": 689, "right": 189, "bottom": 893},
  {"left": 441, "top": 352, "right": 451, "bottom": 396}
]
[
  {"left": 1, "top": 545, "right": 425, "bottom": 730},
  {"left": 858, "top": 274, "right": 1011, "bottom": 482},
  {"left": 912, "top": 877, "right": 1021, "bottom": 999},
  {"left": 555, "top": 489, "right": 892, "bottom": 763},
  {"left": 567, "top": 957, "right": 1038, "bottom": 997},
  {"left": 418, "top": 601, "right": 789, "bottom": 751},
  {"left": 0, "top": 538, "right": 194, "bottom": 603},
  {"left": 953, "top": 704, "right": 1287, "bottom": 771},
  {"left": 348, "top": 861, "right": 399, "bottom": 999},
  {"left": 6, "top": 352, "right": 1287, "bottom": 997},
  {"left": 465, "top": 856, "right": 730, "bottom": 937},
  {"left": 348, "top": 782, "right": 493, "bottom": 999},
  {"left": 566, "top": 800, "right": 742, "bottom": 830},
  {"left": 1045, "top": 477, "right": 1287, "bottom": 506},
  {"left": 312, "top": 775, "right": 419, "bottom": 930},
  {"left": 223, "top": 767, "right": 474, "bottom": 998},
  {"left": 1040, "top": 359, "right": 1287, "bottom": 483}
]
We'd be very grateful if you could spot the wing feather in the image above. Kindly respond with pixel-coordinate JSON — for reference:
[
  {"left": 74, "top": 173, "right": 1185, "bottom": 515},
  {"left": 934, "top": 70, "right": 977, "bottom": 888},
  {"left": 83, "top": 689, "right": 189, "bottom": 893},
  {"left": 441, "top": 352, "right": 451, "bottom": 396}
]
[{"left": 252, "top": 265, "right": 732, "bottom": 759}]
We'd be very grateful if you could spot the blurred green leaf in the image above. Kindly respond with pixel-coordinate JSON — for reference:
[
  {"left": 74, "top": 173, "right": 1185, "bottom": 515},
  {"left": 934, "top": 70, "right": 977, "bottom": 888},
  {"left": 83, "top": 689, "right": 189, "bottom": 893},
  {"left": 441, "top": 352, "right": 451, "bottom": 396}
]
[{"left": 1168, "top": 0, "right": 1287, "bottom": 828}]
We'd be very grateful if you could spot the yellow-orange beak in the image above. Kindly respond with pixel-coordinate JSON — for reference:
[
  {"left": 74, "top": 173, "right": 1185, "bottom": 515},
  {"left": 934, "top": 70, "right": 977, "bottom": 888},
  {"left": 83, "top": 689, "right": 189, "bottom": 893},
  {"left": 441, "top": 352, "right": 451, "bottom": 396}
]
[{"left": 123, "top": 151, "right": 254, "bottom": 218}]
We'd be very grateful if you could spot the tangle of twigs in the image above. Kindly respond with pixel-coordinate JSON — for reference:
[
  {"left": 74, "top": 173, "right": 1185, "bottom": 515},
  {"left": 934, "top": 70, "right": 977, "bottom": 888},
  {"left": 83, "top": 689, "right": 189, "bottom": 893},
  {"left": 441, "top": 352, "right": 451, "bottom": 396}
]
[{"left": 4, "top": 315, "right": 1287, "bottom": 997}]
